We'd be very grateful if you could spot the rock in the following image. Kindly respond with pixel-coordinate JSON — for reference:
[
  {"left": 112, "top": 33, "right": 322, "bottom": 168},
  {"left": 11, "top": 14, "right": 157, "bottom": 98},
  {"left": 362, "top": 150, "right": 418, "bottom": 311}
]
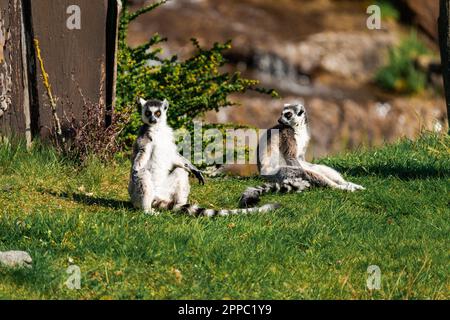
[
  {"left": 0, "top": 251, "right": 33, "bottom": 269},
  {"left": 131, "top": 0, "right": 446, "bottom": 164},
  {"left": 205, "top": 94, "right": 448, "bottom": 162},
  {"left": 275, "top": 32, "right": 397, "bottom": 81}
]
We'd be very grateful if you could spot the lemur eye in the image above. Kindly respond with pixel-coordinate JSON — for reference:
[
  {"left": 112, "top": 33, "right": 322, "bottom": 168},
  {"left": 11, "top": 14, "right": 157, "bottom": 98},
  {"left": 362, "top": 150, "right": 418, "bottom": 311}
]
[
  {"left": 155, "top": 110, "right": 161, "bottom": 117},
  {"left": 297, "top": 110, "right": 304, "bottom": 116},
  {"left": 145, "top": 111, "right": 151, "bottom": 117},
  {"left": 285, "top": 112, "right": 293, "bottom": 119}
]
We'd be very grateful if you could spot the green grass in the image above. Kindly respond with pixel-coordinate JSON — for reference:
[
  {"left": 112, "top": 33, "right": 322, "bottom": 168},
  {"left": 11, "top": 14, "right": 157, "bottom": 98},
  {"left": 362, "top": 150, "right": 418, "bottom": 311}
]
[{"left": 0, "top": 134, "right": 449, "bottom": 299}]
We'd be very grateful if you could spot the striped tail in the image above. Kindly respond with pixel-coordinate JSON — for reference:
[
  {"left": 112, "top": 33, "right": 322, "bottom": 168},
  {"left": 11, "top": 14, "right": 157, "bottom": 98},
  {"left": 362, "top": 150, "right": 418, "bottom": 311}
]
[
  {"left": 239, "top": 179, "right": 310, "bottom": 208},
  {"left": 176, "top": 203, "right": 280, "bottom": 217}
]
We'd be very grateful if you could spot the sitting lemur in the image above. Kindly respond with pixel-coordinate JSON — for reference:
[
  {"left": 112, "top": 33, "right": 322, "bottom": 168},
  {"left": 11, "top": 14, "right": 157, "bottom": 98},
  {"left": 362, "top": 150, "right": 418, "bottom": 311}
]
[
  {"left": 128, "top": 98, "right": 278, "bottom": 217},
  {"left": 239, "top": 103, "right": 365, "bottom": 207}
]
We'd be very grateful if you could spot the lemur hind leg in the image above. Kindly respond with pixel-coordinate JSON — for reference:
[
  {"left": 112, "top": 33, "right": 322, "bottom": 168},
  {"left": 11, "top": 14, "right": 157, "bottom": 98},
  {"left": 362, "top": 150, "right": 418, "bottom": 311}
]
[
  {"left": 171, "top": 168, "right": 190, "bottom": 206},
  {"left": 160, "top": 167, "right": 190, "bottom": 209},
  {"left": 296, "top": 163, "right": 365, "bottom": 191},
  {"left": 239, "top": 167, "right": 310, "bottom": 208},
  {"left": 306, "top": 163, "right": 365, "bottom": 191},
  {"left": 262, "top": 166, "right": 307, "bottom": 182},
  {"left": 129, "top": 169, "right": 157, "bottom": 215},
  {"left": 270, "top": 165, "right": 364, "bottom": 192},
  {"left": 150, "top": 168, "right": 190, "bottom": 211}
]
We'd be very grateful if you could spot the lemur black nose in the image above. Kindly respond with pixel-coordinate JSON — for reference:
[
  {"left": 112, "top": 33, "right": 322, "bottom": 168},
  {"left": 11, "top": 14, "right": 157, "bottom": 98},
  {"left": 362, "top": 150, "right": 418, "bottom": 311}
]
[{"left": 284, "top": 112, "right": 293, "bottom": 119}]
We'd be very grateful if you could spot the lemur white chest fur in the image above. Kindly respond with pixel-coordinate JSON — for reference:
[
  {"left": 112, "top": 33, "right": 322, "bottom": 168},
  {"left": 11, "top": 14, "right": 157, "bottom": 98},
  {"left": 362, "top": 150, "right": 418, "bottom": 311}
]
[
  {"left": 293, "top": 124, "right": 310, "bottom": 161},
  {"left": 146, "top": 124, "right": 177, "bottom": 179}
]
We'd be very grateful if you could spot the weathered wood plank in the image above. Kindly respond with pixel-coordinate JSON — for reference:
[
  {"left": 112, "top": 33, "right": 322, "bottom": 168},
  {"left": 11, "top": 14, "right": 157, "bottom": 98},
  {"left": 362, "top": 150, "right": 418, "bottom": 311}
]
[
  {"left": 29, "top": 0, "right": 110, "bottom": 138},
  {"left": 1, "top": 0, "right": 120, "bottom": 141},
  {"left": 105, "top": 0, "right": 121, "bottom": 126},
  {"left": 438, "top": 0, "right": 450, "bottom": 133},
  {"left": 0, "top": 0, "right": 30, "bottom": 140}
]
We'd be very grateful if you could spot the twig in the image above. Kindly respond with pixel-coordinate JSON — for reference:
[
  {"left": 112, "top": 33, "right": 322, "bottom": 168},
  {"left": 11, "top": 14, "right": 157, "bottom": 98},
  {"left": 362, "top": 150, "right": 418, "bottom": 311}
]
[
  {"left": 128, "top": 0, "right": 168, "bottom": 22},
  {"left": 33, "top": 39, "right": 65, "bottom": 144}
]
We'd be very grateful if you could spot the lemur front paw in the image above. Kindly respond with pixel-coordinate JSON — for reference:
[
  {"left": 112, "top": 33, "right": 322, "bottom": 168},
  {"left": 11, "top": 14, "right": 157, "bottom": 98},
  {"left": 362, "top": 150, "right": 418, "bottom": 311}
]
[
  {"left": 132, "top": 168, "right": 150, "bottom": 183},
  {"left": 132, "top": 169, "right": 139, "bottom": 183},
  {"left": 345, "top": 182, "right": 365, "bottom": 192},
  {"left": 144, "top": 208, "right": 159, "bottom": 216},
  {"left": 183, "top": 163, "right": 205, "bottom": 185},
  {"left": 193, "top": 170, "right": 206, "bottom": 185},
  {"left": 351, "top": 183, "right": 365, "bottom": 191}
]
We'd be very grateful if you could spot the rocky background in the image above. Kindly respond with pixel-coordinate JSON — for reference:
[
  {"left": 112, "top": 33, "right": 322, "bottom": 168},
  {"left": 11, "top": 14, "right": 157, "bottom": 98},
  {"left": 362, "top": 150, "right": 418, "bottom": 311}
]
[{"left": 128, "top": 0, "right": 447, "bottom": 162}]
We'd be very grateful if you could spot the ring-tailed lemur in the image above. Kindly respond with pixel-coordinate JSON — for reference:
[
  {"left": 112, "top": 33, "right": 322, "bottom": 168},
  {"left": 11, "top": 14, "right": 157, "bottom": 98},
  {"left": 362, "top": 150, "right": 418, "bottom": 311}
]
[
  {"left": 129, "top": 98, "right": 279, "bottom": 216},
  {"left": 239, "top": 103, "right": 364, "bottom": 207}
]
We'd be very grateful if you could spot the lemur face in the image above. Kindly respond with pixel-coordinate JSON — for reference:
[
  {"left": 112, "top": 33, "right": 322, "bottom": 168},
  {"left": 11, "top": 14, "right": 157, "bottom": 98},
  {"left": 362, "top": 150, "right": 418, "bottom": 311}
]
[
  {"left": 138, "top": 98, "right": 169, "bottom": 126},
  {"left": 278, "top": 103, "right": 307, "bottom": 128}
]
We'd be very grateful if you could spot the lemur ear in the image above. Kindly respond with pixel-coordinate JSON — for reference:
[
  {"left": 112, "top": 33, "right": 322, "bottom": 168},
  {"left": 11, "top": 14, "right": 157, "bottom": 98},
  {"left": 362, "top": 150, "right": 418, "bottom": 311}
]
[
  {"left": 138, "top": 97, "right": 147, "bottom": 108},
  {"left": 296, "top": 104, "right": 305, "bottom": 116},
  {"left": 137, "top": 97, "right": 146, "bottom": 113},
  {"left": 162, "top": 99, "right": 169, "bottom": 111}
]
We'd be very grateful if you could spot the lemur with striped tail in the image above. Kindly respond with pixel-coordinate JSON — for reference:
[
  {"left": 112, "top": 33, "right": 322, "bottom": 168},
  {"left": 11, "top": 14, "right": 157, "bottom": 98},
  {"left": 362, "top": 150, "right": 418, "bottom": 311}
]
[
  {"left": 129, "top": 98, "right": 279, "bottom": 217},
  {"left": 239, "top": 103, "right": 364, "bottom": 208}
]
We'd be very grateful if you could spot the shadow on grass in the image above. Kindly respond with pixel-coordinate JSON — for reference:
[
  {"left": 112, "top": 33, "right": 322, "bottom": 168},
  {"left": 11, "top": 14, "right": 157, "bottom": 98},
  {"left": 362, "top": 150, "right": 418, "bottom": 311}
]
[
  {"left": 336, "top": 164, "right": 450, "bottom": 180},
  {"left": 46, "top": 190, "right": 134, "bottom": 210}
]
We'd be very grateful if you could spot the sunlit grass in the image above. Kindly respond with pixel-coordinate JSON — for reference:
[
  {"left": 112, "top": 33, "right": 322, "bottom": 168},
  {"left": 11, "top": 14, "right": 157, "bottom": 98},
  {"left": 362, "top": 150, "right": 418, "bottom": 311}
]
[{"left": 0, "top": 133, "right": 449, "bottom": 299}]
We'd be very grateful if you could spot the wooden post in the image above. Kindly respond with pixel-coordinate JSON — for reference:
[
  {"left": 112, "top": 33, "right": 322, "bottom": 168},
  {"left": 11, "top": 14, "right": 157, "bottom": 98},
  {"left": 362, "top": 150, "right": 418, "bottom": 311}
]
[
  {"left": 439, "top": 0, "right": 450, "bottom": 133},
  {"left": 29, "top": 0, "right": 116, "bottom": 138},
  {"left": 0, "top": 0, "right": 121, "bottom": 141},
  {"left": 0, "top": 0, "right": 32, "bottom": 143},
  {"left": 105, "top": 0, "right": 122, "bottom": 127}
]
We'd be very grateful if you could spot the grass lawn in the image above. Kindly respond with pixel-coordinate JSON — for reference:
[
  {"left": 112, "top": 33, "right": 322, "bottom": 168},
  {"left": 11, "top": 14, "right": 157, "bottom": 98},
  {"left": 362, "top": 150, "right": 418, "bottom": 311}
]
[{"left": 0, "top": 134, "right": 448, "bottom": 299}]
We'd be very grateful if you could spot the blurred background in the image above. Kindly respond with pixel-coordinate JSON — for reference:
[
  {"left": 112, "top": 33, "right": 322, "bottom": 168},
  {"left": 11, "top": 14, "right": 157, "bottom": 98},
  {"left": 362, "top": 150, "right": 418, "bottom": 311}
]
[{"left": 127, "top": 0, "right": 447, "bottom": 160}]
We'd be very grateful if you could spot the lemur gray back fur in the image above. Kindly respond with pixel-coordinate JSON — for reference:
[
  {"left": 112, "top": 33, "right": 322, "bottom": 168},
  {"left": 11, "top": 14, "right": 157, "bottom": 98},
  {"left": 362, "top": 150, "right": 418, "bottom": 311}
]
[{"left": 257, "top": 103, "right": 310, "bottom": 175}]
